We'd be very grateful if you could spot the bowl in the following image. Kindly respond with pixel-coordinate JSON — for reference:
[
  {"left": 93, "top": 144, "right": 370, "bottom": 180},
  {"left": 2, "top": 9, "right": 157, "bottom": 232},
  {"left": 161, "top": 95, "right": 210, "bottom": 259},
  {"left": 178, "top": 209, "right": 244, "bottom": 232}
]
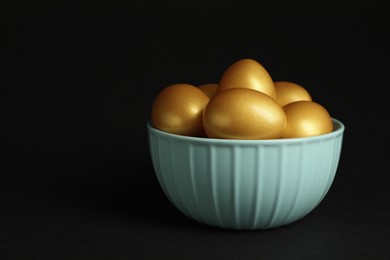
[{"left": 147, "top": 118, "right": 345, "bottom": 230}]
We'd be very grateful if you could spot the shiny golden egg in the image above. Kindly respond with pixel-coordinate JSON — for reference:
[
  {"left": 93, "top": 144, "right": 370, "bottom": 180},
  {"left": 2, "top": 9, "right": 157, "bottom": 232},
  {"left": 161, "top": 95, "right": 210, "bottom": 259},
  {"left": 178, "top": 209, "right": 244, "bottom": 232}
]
[
  {"left": 217, "top": 58, "right": 276, "bottom": 98},
  {"left": 274, "top": 81, "right": 312, "bottom": 107},
  {"left": 203, "top": 88, "right": 286, "bottom": 139},
  {"left": 281, "top": 101, "right": 333, "bottom": 138},
  {"left": 151, "top": 83, "right": 210, "bottom": 137},
  {"left": 198, "top": 83, "right": 218, "bottom": 99}
]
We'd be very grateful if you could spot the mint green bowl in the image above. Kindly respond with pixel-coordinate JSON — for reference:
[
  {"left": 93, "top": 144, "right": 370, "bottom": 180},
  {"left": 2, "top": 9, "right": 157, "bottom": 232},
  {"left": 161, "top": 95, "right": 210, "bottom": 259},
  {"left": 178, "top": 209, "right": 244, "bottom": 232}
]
[{"left": 147, "top": 119, "right": 345, "bottom": 230}]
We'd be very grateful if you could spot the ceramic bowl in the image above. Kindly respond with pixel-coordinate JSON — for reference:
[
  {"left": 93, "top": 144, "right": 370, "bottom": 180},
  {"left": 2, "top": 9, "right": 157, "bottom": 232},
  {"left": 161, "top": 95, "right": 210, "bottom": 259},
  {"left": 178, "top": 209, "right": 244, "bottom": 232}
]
[{"left": 147, "top": 118, "right": 345, "bottom": 230}]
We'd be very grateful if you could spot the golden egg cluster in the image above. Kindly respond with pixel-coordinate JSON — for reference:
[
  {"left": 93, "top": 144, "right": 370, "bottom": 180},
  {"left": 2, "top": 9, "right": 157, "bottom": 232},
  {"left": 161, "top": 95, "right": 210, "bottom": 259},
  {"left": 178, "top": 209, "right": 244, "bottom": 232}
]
[{"left": 151, "top": 58, "right": 333, "bottom": 139}]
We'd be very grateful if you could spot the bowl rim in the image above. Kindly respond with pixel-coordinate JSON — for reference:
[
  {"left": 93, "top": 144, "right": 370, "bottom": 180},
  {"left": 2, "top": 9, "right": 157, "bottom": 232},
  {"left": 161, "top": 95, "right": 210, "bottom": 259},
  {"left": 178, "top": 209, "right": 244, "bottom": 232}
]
[{"left": 147, "top": 118, "right": 345, "bottom": 144}]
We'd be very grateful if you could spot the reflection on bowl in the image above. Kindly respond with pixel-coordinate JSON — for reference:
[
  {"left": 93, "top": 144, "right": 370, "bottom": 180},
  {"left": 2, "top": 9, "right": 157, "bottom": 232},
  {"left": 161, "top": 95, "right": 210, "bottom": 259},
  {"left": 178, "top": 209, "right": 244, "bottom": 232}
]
[{"left": 147, "top": 119, "right": 345, "bottom": 230}]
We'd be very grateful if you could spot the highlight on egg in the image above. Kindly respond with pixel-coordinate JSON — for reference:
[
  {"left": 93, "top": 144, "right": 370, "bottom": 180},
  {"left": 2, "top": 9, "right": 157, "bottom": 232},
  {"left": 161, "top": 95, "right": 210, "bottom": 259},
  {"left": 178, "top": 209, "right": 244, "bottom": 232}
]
[
  {"left": 274, "top": 81, "right": 312, "bottom": 107},
  {"left": 203, "top": 88, "right": 286, "bottom": 139},
  {"left": 281, "top": 100, "right": 333, "bottom": 138},
  {"left": 217, "top": 58, "right": 276, "bottom": 99},
  {"left": 151, "top": 83, "right": 210, "bottom": 137},
  {"left": 150, "top": 58, "right": 336, "bottom": 140}
]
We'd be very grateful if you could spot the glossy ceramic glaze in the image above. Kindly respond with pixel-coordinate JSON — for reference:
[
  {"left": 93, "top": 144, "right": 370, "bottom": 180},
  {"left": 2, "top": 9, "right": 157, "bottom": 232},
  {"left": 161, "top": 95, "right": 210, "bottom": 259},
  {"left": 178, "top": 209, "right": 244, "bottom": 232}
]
[{"left": 147, "top": 119, "right": 345, "bottom": 230}]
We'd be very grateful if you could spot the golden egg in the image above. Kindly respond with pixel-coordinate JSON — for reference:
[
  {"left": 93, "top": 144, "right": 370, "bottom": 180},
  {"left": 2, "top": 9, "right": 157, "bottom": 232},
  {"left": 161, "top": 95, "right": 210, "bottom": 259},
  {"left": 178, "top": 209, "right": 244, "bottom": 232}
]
[
  {"left": 151, "top": 83, "right": 210, "bottom": 136},
  {"left": 281, "top": 101, "right": 333, "bottom": 138},
  {"left": 274, "top": 81, "right": 312, "bottom": 107},
  {"left": 217, "top": 58, "right": 276, "bottom": 98},
  {"left": 203, "top": 88, "right": 286, "bottom": 139},
  {"left": 198, "top": 83, "right": 218, "bottom": 99}
]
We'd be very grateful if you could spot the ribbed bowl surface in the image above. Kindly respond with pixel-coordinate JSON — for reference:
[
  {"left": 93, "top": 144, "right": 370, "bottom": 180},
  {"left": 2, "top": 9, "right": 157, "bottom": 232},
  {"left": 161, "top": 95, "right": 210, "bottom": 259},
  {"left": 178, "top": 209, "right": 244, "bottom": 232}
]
[{"left": 147, "top": 119, "right": 345, "bottom": 230}]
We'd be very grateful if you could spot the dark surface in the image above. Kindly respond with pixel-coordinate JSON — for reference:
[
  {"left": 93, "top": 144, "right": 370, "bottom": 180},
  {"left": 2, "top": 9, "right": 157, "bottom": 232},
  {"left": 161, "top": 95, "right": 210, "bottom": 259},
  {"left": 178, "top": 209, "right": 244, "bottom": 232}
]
[{"left": 2, "top": 1, "right": 390, "bottom": 259}]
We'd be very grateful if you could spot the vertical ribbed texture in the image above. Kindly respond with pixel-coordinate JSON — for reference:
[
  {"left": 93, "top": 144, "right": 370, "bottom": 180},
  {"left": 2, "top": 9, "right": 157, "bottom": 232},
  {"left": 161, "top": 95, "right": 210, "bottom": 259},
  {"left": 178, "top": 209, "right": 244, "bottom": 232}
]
[
  {"left": 188, "top": 144, "right": 206, "bottom": 223},
  {"left": 281, "top": 143, "right": 304, "bottom": 224},
  {"left": 232, "top": 146, "right": 240, "bottom": 228},
  {"left": 151, "top": 136, "right": 172, "bottom": 205},
  {"left": 317, "top": 134, "right": 342, "bottom": 204},
  {"left": 148, "top": 120, "right": 344, "bottom": 230},
  {"left": 301, "top": 139, "right": 325, "bottom": 216},
  {"left": 167, "top": 139, "right": 188, "bottom": 214},
  {"left": 209, "top": 145, "right": 224, "bottom": 228},
  {"left": 251, "top": 145, "right": 264, "bottom": 229},
  {"left": 267, "top": 144, "right": 286, "bottom": 228}
]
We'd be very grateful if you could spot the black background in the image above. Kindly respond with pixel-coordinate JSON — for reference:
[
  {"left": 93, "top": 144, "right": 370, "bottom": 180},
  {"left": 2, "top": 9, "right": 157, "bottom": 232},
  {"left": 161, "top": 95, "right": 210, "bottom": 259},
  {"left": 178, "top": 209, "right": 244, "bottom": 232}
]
[{"left": 2, "top": 1, "right": 390, "bottom": 259}]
